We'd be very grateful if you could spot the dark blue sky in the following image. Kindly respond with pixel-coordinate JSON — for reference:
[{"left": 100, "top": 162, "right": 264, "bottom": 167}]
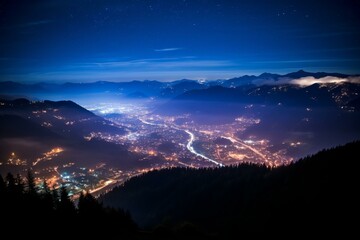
[{"left": 0, "top": 0, "right": 359, "bottom": 82}]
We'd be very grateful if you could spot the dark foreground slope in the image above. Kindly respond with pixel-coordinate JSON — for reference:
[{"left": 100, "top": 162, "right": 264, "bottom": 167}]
[
  {"left": 0, "top": 180, "right": 136, "bottom": 239},
  {"left": 102, "top": 141, "right": 359, "bottom": 237},
  {"left": 1, "top": 142, "right": 358, "bottom": 239}
]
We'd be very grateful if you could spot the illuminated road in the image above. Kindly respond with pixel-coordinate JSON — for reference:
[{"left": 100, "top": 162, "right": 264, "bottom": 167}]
[
  {"left": 139, "top": 118, "right": 166, "bottom": 127},
  {"left": 74, "top": 173, "right": 143, "bottom": 200},
  {"left": 90, "top": 175, "right": 130, "bottom": 197},
  {"left": 223, "top": 136, "right": 273, "bottom": 166},
  {"left": 71, "top": 178, "right": 119, "bottom": 200},
  {"left": 33, "top": 147, "right": 64, "bottom": 166},
  {"left": 139, "top": 118, "right": 157, "bottom": 126},
  {"left": 89, "top": 179, "right": 115, "bottom": 194}
]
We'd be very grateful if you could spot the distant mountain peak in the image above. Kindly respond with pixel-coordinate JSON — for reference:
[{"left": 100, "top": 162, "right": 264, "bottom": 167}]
[{"left": 258, "top": 72, "right": 280, "bottom": 78}]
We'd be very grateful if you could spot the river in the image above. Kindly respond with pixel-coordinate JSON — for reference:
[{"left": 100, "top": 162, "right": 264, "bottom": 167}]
[{"left": 139, "top": 118, "right": 224, "bottom": 167}]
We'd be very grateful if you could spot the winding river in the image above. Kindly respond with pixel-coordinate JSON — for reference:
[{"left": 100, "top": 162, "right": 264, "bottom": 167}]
[
  {"left": 139, "top": 118, "right": 224, "bottom": 167},
  {"left": 184, "top": 130, "right": 224, "bottom": 167}
]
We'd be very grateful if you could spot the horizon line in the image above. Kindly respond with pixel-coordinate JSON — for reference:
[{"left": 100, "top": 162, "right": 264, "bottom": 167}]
[{"left": 1, "top": 69, "right": 359, "bottom": 84}]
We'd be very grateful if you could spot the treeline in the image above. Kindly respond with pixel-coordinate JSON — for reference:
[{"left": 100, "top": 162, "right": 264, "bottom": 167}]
[
  {"left": 102, "top": 141, "right": 359, "bottom": 238},
  {"left": 0, "top": 171, "right": 136, "bottom": 238},
  {"left": 1, "top": 141, "right": 358, "bottom": 239}
]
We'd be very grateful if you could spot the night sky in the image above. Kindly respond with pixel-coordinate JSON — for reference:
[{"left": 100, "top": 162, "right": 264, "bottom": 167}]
[{"left": 0, "top": 0, "right": 359, "bottom": 82}]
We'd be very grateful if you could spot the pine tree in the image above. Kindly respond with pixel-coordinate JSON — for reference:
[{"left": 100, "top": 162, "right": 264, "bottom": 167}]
[
  {"left": 0, "top": 174, "right": 5, "bottom": 193},
  {"left": 15, "top": 174, "right": 24, "bottom": 194},
  {"left": 26, "top": 170, "right": 36, "bottom": 196},
  {"left": 0, "top": 174, "right": 5, "bottom": 213},
  {"left": 58, "top": 185, "right": 76, "bottom": 215},
  {"left": 52, "top": 186, "right": 60, "bottom": 210},
  {"left": 42, "top": 179, "right": 54, "bottom": 211},
  {"left": 78, "top": 191, "right": 103, "bottom": 217},
  {"left": 78, "top": 191, "right": 85, "bottom": 211},
  {"left": 6, "top": 173, "right": 16, "bottom": 193}
]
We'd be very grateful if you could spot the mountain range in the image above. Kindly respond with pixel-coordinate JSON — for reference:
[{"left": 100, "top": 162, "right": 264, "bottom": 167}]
[
  {"left": 1, "top": 70, "right": 359, "bottom": 100},
  {"left": 155, "top": 80, "right": 360, "bottom": 159},
  {"left": 0, "top": 99, "right": 157, "bottom": 174},
  {"left": 1, "top": 70, "right": 359, "bottom": 162}
]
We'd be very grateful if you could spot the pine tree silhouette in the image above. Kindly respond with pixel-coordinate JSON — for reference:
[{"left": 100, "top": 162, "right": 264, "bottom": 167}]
[
  {"left": 42, "top": 179, "right": 54, "bottom": 212},
  {"left": 58, "top": 185, "right": 76, "bottom": 216},
  {"left": 52, "top": 186, "right": 60, "bottom": 210},
  {"left": 0, "top": 171, "right": 137, "bottom": 237},
  {"left": 15, "top": 174, "right": 24, "bottom": 194},
  {"left": 26, "top": 170, "right": 36, "bottom": 196},
  {"left": 5, "top": 173, "right": 16, "bottom": 194},
  {"left": 78, "top": 191, "right": 103, "bottom": 217},
  {"left": 0, "top": 174, "right": 5, "bottom": 193}
]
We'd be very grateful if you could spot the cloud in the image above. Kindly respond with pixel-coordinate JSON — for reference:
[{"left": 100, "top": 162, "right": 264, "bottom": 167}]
[
  {"left": 348, "top": 77, "right": 360, "bottom": 84},
  {"left": 24, "top": 20, "right": 53, "bottom": 27},
  {"left": 1, "top": 20, "right": 53, "bottom": 30},
  {"left": 1, "top": 57, "right": 241, "bottom": 82},
  {"left": 2, "top": 69, "right": 247, "bottom": 83},
  {"left": 80, "top": 57, "right": 233, "bottom": 69},
  {"left": 154, "top": 48, "right": 182, "bottom": 52},
  {"left": 290, "top": 76, "right": 348, "bottom": 86},
  {"left": 251, "top": 58, "right": 359, "bottom": 64},
  {"left": 255, "top": 76, "right": 360, "bottom": 87}
]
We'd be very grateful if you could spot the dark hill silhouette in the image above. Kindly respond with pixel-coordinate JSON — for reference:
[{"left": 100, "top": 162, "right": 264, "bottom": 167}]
[
  {"left": 0, "top": 99, "right": 154, "bottom": 172},
  {"left": 102, "top": 141, "right": 359, "bottom": 237},
  {"left": 347, "top": 96, "right": 360, "bottom": 110},
  {"left": 220, "top": 75, "right": 256, "bottom": 87},
  {"left": 1, "top": 142, "right": 358, "bottom": 238},
  {"left": 0, "top": 174, "right": 136, "bottom": 238},
  {"left": 160, "top": 80, "right": 207, "bottom": 98},
  {"left": 1, "top": 70, "right": 357, "bottom": 99},
  {"left": 258, "top": 72, "right": 281, "bottom": 79},
  {"left": 0, "top": 98, "right": 126, "bottom": 138},
  {"left": 167, "top": 82, "right": 355, "bottom": 108},
  {"left": 0, "top": 114, "right": 60, "bottom": 139},
  {"left": 284, "top": 69, "right": 348, "bottom": 79}
]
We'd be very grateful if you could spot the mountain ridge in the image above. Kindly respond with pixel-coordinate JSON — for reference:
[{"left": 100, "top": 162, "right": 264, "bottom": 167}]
[
  {"left": 0, "top": 98, "right": 151, "bottom": 171},
  {"left": 101, "top": 141, "right": 359, "bottom": 236},
  {"left": 1, "top": 70, "right": 359, "bottom": 100}
]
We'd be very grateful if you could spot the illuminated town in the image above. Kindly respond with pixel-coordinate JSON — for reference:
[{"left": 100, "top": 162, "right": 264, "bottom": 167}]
[
  {"left": 0, "top": 76, "right": 350, "bottom": 199},
  {"left": 0, "top": 100, "right": 297, "bottom": 197},
  {"left": 6, "top": 78, "right": 356, "bottom": 197}
]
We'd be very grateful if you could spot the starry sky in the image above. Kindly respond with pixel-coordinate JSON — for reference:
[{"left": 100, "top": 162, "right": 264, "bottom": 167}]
[{"left": 0, "top": 0, "right": 359, "bottom": 82}]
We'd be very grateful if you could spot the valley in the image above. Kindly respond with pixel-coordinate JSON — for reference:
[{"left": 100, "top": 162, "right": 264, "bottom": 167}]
[{"left": 1, "top": 71, "right": 360, "bottom": 199}]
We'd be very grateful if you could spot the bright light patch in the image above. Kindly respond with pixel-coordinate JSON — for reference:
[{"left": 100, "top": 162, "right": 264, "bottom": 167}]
[{"left": 290, "top": 76, "right": 347, "bottom": 87}]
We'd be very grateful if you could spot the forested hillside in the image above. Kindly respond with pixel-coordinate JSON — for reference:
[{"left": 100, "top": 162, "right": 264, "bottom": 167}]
[{"left": 102, "top": 141, "right": 359, "bottom": 237}]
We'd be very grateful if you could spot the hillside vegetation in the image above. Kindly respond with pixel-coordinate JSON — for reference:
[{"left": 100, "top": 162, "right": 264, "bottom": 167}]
[{"left": 102, "top": 141, "right": 359, "bottom": 237}]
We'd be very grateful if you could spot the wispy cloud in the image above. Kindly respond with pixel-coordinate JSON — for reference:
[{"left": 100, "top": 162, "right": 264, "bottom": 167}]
[
  {"left": 1, "top": 57, "right": 243, "bottom": 82},
  {"left": 296, "top": 31, "right": 358, "bottom": 39},
  {"left": 4, "top": 69, "right": 247, "bottom": 83},
  {"left": 290, "top": 76, "right": 360, "bottom": 86},
  {"left": 23, "top": 20, "right": 53, "bottom": 27},
  {"left": 1, "top": 20, "right": 53, "bottom": 30},
  {"left": 154, "top": 48, "right": 182, "bottom": 52},
  {"left": 254, "top": 76, "right": 360, "bottom": 87},
  {"left": 251, "top": 58, "right": 360, "bottom": 64},
  {"left": 76, "top": 57, "right": 233, "bottom": 69}
]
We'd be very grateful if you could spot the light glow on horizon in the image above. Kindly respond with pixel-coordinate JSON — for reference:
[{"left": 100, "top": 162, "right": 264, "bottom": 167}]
[{"left": 290, "top": 76, "right": 348, "bottom": 87}]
